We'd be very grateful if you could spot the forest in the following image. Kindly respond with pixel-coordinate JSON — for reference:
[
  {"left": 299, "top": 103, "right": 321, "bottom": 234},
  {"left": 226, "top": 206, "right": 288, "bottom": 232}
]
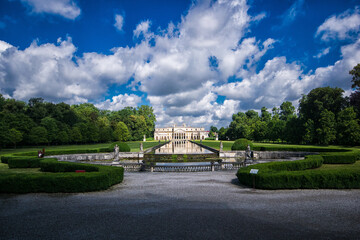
[
  {"left": 0, "top": 96, "right": 156, "bottom": 148},
  {"left": 211, "top": 64, "right": 360, "bottom": 146}
]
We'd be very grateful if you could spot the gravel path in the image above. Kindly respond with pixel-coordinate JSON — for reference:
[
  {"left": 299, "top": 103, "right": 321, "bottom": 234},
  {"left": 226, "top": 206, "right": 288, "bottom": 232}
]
[{"left": 1, "top": 171, "right": 360, "bottom": 240}]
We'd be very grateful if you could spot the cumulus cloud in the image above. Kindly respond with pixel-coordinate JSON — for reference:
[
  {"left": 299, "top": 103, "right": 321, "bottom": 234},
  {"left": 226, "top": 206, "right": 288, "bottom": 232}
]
[
  {"left": 316, "top": 6, "right": 360, "bottom": 41},
  {"left": 19, "top": 0, "right": 81, "bottom": 20},
  {"left": 1, "top": 0, "right": 360, "bottom": 129},
  {"left": 95, "top": 94, "right": 141, "bottom": 111},
  {"left": 114, "top": 14, "right": 124, "bottom": 31}
]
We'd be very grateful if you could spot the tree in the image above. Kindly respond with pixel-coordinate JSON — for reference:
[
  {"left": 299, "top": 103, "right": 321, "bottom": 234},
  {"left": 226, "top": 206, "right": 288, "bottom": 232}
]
[
  {"left": 349, "top": 90, "right": 360, "bottom": 118},
  {"left": 303, "top": 119, "right": 315, "bottom": 144},
  {"left": 218, "top": 127, "right": 228, "bottom": 140},
  {"left": 8, "top": 128, "right": 23, "bottom": 148},
  {"left": 336, "top": 107, "right": 360, "bottom": 145},
  {"left": 316, "top": 109, "right": 336, "bottom": 145},
  {"left": 137, "top": 105, "right": 156, "bottom": 137},
  {"left": 280, "top": 101, "right": 295, "bottom": 121},
  {"left": 210, "top": 126, "right": 218, "bottom": 133},
  {"left": 113, "top": 121, "right": 130, "bottom": 141},
  {"left": 260, "top": 107, "right": 271, "bottom": 122},
  {"left": 349, "top": 63, "right": 360, "bottom": 89},
  {"left": 71, "top": 127, "right": 82, "bottom": 143},
  {"left": 57, "top": 131, "right": 69, "bottom": 144},
  {"left": 28, "top": 126, "right": 48, "bottom": 145},
  {"left": 127, "top": 115, "right": 147, "bottom": 140},
  {"left": 299, "top": 87, "right": 346, "bottom": 121},
  {"left": 41, "top": 117, "right": 59, "bottom": 144}
]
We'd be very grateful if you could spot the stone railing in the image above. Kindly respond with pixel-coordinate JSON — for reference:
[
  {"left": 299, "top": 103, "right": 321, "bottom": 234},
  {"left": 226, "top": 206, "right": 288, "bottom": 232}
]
[{"left": 112, "top": 161, "right": 245, "bottom": 172}]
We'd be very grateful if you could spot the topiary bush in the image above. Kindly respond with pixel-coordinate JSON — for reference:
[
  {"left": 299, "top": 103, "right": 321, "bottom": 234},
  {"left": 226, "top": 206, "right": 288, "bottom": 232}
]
[
  {"left": 231, "top": 138, "right": 254, "bottom": 151},
  {"left": 236, "top": 153, "right": 360, "bottom": 189},
  {"left": 109, "top": 142, "right": 131, "bottom": 152},
  {"left": 8, "top": 156, "right": 44, "bottom": 168}
]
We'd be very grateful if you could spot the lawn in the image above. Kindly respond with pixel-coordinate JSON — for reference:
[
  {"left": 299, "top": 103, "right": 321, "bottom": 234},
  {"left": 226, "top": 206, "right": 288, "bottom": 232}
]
[
  {"left": 0, "top": 140, "right": 165, "bottom": 156},
  {"left": 0, "top": 163, "right": 42, "bottom": 174},
  {"left": 196, "top": 140, "right": 354, "bottom": 152}
]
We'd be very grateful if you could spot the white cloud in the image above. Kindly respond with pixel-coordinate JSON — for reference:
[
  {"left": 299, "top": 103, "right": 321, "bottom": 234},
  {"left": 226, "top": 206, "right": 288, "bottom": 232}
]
[
  {"left": 316, "top": 7, "right": 360, "bottom": 41},
  {"left": 19, "top": 0, "right": 81, "bottom": 20},
  {"left": 114, "top": 14, "right": 124, "bottom": 31},
  {"left": 133, "top": 20, "right": 152, "bottom": 39},
  {"left": 313, "top": 47, "right": 330, "bottom": 59},
  {"left": 95, "top": 94, "right": 141, "bottom": 111},
  {"left": 0, "top": 40, "right": 13, "bottom": 52}
]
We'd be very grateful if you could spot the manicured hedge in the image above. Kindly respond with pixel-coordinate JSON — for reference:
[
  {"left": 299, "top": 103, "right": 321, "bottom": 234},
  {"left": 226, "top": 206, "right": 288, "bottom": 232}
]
[
  {"left": 0, "top": 160, "right": 124, "bottom": 193},
  {"left": 7, "top": 156, "right": 45, "bottom": 168},
  {"left": 321, "top": 153, "right": 359, "bottom": 164},
  {"left": 236, "top": 153, "right": 360, "bottom": 189},
  {"left": 231, "top": 138, "right": 254, "bottom": 151},
  {"left": 252, "top": 146, "right": 348, "bottom": 152},
  {"left": 40, "top": 159, "right": 99, "bottom": 172},
  {"left": 108, "top": 142, "right": 131, "bottom": 152}
]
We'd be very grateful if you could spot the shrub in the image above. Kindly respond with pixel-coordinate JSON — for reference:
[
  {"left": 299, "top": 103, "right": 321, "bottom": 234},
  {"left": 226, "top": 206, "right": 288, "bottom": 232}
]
[
  {"left": 0, "top": 160, "right": 124, "bottom": 193},
  {"left": 236, "top": 154, "right": 360, "bottom": 189},
  {"left": 8, "top": 156, "right": 44, "bottom": 168},
  {"left": 109, "top": 142, "right": 131, "bottom": 152},
  {"left": 321, "top": 153, "right": 358, "bottom": 164},
  {"left": 231, "top": 138, "right": 254, "bottom": 151}
]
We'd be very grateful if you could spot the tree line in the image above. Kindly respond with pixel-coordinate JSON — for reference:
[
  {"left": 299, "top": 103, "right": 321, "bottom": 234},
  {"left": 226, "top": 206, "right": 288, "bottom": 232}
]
[
  {"left": 211, "top": 64, "right": 360, "bottom": 146},
  {"left": 0, "top": 97, "right": 156, "bottom": 148}
]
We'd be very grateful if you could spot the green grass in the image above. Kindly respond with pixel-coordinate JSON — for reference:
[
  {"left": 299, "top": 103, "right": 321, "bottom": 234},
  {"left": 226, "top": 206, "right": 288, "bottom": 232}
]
[
  {"left": 196, "top": 140, "right": 353, "bottom": 152},
  {"left": 0, "top": 140, "right": 165, "bottom": 156},
  {"left": 0, "top": 163, "right": 42, "bottom": 174}
]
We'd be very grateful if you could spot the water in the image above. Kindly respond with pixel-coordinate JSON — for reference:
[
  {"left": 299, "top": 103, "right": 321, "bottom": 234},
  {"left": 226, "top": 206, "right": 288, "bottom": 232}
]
[{"left": 155, "top": 141, "right": 213, "bottom": 154}]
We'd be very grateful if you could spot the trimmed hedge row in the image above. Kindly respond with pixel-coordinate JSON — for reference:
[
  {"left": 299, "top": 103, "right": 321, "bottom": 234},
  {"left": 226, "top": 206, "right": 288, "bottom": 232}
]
[
  {"left": 321, "top": 153, "right": 359, "bottom": 164},
  {"left": 7, "top": 156, "right": 45, "bottom": 168},
  {"left": 236, "top": 153, "right": 360, "bottom": 189},
  {"left": 108, "top": 142, "right": 131, "bottom": 152},
  {"left": 252, "top": 146, "right": 348, "bottom": 152},
  {"left": 231, "top": 138, "right": 254, "bottom": 151},
  {"left": 0, "top": 160, "right": 124, "bottom": 193}
]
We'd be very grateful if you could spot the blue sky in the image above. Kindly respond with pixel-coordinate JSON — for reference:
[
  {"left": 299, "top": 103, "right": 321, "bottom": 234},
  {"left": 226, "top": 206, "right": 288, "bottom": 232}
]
[{"left": 0, "top": 0, "right": 359, "bottom": 128}]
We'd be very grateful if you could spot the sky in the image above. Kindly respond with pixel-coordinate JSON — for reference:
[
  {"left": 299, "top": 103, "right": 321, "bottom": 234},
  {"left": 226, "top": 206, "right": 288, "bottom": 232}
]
[{"left": 0, "top": 0, "right": 359, "bottom": 129}]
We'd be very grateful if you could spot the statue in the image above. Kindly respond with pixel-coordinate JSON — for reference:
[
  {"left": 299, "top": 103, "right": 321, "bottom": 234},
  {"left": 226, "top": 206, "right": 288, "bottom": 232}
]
[
  {"left": 220, "top": 141, "right": 223, "bottom": 152},
  {"left": 143, "top": 134, "right": 146, "bottom": 142},
  {"left": 245, "top": 144, "right": 252, "bottom": 162},
  {"left": 114, "top": 144, "right": 119, "bottom": 161},
  {"left": 215, "top": 133, "right": 218, "bottom": 141},
  {"left": 140, "top": 142, "right": 143, "bottom": 151}
]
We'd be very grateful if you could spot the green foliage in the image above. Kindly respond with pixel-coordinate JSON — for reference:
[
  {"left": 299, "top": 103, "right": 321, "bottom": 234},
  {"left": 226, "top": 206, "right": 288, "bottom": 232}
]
[
  {"left": 8, "top": 156, "right": 44, "bottom": 168},
  {"left": 237, "top": 153, "right": 360, "bottom": 189},
  {"left": 0, "top": 96, "right": 156, "bottom": 148},
  {"left": 113, "top": 121, "right": 130, "bottom": 141},
  {"left": 336, "top": 107, "right": 360, "bottom": 145},
  {"left": 40, "top": 159, "right": 98, "bottom": 172},
  {"left": 109, "top": 142, "right": 131, "bottom": 152},
  {"left": 172, "top": 154, "right": 178, "bottom": 162},
  {"left": 231, "top": 138, "right": 254, "bottom": 151},
  {"left": 349, "top": 63, "right": 360, "bottom": 89},
  {"left": 0, "top": 161, "right": 124, "bottom": 193}
]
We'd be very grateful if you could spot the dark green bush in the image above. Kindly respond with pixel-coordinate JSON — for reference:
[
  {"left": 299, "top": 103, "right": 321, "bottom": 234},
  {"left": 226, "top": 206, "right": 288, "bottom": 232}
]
[
  {"left": 40, "top": 159, "right": 99, "bottom": 172},
  {"left": 231, "top": 138, "right": 254, "bottom": 151},
  {"left": 236, "top": 154, "right": 360, "bottom": 189},
  {"left": 321, "top": 153, "right": 358, "bottom": 164},
  {"left": 8, "top": 156, "right": 44, "bottom": 168},
  {"left": 109, "top": 142, "right": 131, "bottom": 152},
  {"left": 0, "top": 161, "right": 124, "bottom": 193}
]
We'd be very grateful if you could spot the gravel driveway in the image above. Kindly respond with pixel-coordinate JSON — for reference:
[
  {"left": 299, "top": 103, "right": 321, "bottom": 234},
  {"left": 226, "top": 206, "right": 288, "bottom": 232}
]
[{"left": 1, "top": 171, "right": 360, "bottom": 240}]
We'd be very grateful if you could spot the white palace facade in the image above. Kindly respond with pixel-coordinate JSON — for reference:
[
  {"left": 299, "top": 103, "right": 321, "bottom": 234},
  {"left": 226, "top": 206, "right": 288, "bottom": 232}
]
[{"left": 154, "top": 124, "right": 209, "bottom": 141}]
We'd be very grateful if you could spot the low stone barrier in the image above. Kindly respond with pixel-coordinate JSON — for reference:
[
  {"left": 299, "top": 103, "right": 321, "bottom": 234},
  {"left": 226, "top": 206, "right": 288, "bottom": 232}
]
[
  {"left": 47, "top": 152, "right": 144, "bottom": 162},
  {"left": 220, "top": 151, "right": 316, "bottom": 159}
]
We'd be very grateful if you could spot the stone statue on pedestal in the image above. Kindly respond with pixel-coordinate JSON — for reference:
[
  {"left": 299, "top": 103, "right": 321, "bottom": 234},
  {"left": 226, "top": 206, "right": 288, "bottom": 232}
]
[
  {"left": 143, "top": 134, "right": 146, "bottom": 142},
  {"left": 215, "top": 133, "right": 218, "bottom": 141},
  {"left": 114, "top": 144, "right": 119, "bottom": 161},
  {"left": 245, "top": 144, "right": 252, "bottom": 162},
  {"left": 140, "top": 142, "right": 143, "bottom": 151},
  {"left": 220, "top": 141, "right": 223, "bottom": 152}
]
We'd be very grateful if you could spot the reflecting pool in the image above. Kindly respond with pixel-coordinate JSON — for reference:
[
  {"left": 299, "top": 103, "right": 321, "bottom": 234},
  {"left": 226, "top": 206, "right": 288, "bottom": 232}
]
[{"left": 155, "top": 141, "right": 213, "bottom": 154}]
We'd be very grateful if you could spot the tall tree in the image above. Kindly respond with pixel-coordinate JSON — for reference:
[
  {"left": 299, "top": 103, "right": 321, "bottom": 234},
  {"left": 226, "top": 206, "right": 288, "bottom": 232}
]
[
  {"left": 349, "top": 63, "right": 360, "bottom": 89},
  {"left": 113, "top": 121, "right": 130, "bottom": 141},
  {"left": 280, "top": 101, "right": 296, "bottom": 121},
  {"left": 336, "top": 107, "right": 360, "bottom": 145},
  {"left": 316, "top": 109, "right": 336, "bottom": 145},
  {"left": 8, "top": 128, "right": 23, "bottom": 148}
]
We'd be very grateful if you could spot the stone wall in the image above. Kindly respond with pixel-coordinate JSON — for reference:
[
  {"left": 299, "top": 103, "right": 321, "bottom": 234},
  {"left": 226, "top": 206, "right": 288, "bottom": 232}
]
[
  {"left": 219, "top": 151, "right": 316, "bottom": 159},
  {"left": 47, "top": 152, "right": 143, "bottom": 161}
]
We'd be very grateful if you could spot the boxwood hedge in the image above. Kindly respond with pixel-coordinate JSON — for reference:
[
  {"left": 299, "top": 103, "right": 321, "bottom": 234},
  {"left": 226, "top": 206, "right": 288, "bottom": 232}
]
[
  {"left": 236, "top": 153, "right": 360, "bottom": 189},
  {"left": 0, "top": 160, "right": 124, "bottom": 193}
]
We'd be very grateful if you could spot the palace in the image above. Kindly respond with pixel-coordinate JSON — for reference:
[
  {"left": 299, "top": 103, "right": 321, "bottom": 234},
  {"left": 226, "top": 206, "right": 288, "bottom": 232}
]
[{"left": 154, "top": 124, "right": 209, "bottom": 141}]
